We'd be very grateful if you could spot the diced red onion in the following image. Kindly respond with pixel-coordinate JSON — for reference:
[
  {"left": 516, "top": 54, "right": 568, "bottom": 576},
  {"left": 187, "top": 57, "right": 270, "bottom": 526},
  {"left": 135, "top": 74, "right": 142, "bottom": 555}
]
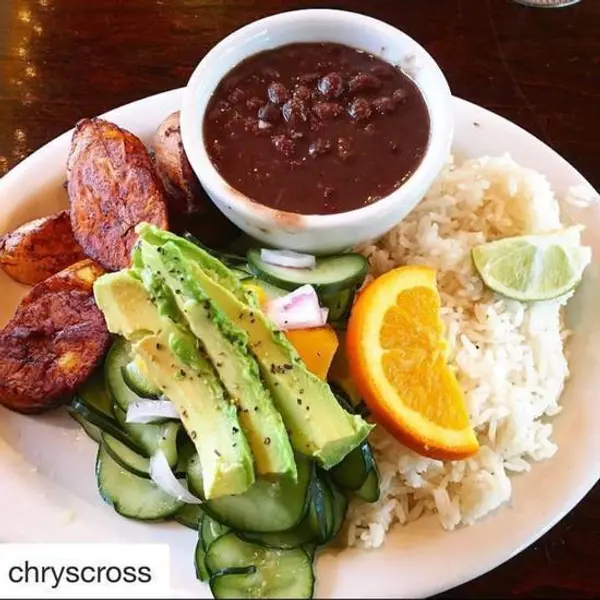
[
  {"left": 260, "top": 249, "right": 316, "bottom": 269},
  {"left": 267, "top": 285, "right": 328, "bottom": 330},
  {"left": 126, "top": 399, "right": 181, "bottom": 424},
  {"left": 149, "top": 450, "right": 203, "bottom": 504}
]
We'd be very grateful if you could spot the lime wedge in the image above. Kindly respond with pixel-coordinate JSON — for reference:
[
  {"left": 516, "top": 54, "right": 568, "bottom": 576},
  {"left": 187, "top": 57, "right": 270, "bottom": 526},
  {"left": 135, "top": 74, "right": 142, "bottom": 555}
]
[{"left": 472, "top": 227, "right": 592, "bottom": 301}]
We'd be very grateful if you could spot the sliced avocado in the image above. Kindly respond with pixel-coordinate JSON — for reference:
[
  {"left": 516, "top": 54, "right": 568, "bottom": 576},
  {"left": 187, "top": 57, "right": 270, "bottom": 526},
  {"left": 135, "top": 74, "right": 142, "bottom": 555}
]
[
  {"left": 94, "top": 271, "right": 255, "bottom": 499},
  {"left": 137, "top": 225, "right": 373, "bottom": 469},
  {"left": 139, "top": 240, "right": 297, "bottom": 481}
]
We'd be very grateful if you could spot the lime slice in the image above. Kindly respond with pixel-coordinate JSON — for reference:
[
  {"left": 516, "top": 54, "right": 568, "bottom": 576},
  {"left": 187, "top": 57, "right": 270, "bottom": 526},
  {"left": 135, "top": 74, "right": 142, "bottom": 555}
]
[{"left": 472, "top": 227, "right": 592, "bottom": 301}]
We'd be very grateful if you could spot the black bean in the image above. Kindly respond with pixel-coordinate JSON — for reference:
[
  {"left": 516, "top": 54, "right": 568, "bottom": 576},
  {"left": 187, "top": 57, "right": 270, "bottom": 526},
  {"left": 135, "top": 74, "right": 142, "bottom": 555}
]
[
  {"left": 308, "top": 138, "right": 332, "bottom": 157},
  {"left": 272, "top": 135, "right": 296, "bottom": 157},
  {"left": 281, "top": 99, "right": 309, "bottom": 127},
  {"left": 257, "top": 103, "right": 281, "bottom": 123},
  {"left": 318, "top": 72, "right": 345, "bottom": 100},
  {"left": 370, "top": 63, "right": 398, "bottom": 79},
  {"left": 268, "top": 82, "right": 289, "bottom": 105},
  {"left": 312, "top": 102, "right": 343, "bottom": 121},
  {"left": 348, "top": 73, "right": 382, "bottom": 94},
  {"left": 372, "top": 96, "right": 397, "bottom": 114},
  {"left": 348, "top": 97, "right": 372, "bottom": 121}
]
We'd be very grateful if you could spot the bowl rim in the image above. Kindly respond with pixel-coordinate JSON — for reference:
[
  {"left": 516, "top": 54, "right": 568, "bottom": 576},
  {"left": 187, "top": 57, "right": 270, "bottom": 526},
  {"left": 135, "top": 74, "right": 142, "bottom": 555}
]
[{"left": 180, "top": 8, "right": 454, "bottom": 229}]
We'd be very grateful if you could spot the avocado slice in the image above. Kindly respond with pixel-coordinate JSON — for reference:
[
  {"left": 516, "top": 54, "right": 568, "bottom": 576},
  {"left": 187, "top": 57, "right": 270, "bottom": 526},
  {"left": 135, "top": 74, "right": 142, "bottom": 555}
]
[
  {"left": 94, "top": 270, "right": 255, "bottom": 499},
  {"left": 139, "top": 240, "right": 297, "bottom": 480},
  {"left": 137, "top": 225, "right": 373, "bottom": 470}
]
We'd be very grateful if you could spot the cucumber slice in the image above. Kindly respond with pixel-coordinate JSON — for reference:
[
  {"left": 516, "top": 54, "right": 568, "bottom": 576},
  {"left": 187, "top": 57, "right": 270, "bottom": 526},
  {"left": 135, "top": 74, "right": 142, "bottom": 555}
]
[
  {"left": 206, "top": 533, "right": 314, "bottom": 599},
  {"left": 202, "top": 514, "right": 231, "bottom": 550},
  {"left": 195, "top": 537, "right": 210, "bottom": 582},
  {"left": 96, "top": 445, "right": 183, "bottom": 521},
  {"left": 121, "top": 360, "right": 160, "bottom": 398},
  {"left": 241, "top": 470, "right": 330, "bottom": 549},
  {"left": 330, "top": 442, "right": 375, "bottom": 491},
  {"left": 329, "top": 481, "right": 349, "bottom": 540},
  {"left": 102, "top": 432, "right": 150, "bottom": 478},
  {"left": 188, "top": 453, "right": 312, "bottom": 533},
  {"left": 113, "top": 404, "right": 179, "bottom": 468},
  {"left": 175, "top": 504, "right": 204, "bottom": 530},
  {"left": 247, "top": 249, "right": 368, "bottom": 293},
  {"left": 70, "top": 368, "right": 115, "bottom": 442},
  {"left": 355, "top": 467, "right": 380, "bottom": 503},
  {"left": 69, "top": 397, "right": 145, "bottom": 455},
  {"left": 106, "top": 339, "right": 144, "bottom": 413}
]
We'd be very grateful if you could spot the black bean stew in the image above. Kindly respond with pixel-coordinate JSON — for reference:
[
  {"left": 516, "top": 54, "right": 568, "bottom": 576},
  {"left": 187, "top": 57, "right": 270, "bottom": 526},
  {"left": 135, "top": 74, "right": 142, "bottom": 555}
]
[{"left": 203, "top": 43, "right": 430, "bottom": 216}]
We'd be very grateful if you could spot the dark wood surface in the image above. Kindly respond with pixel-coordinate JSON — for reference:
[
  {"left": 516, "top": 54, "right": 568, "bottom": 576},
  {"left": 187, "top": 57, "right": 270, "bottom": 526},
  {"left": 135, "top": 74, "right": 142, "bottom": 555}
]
[{"left": 1, "top": 0, "right": 599, "bottom": 597}]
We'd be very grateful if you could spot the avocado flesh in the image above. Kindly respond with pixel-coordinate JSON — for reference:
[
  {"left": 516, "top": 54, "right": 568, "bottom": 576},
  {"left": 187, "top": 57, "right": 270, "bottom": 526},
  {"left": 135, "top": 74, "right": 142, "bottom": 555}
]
[
  {"left": 94, "top": 270, "right": 255, "bottom": 499},
  {"left": 139, "top": 240, "right": 297, "bottom": 480},
  {"left": 137, "top": 225, "right": 374, "bottom": 469}
]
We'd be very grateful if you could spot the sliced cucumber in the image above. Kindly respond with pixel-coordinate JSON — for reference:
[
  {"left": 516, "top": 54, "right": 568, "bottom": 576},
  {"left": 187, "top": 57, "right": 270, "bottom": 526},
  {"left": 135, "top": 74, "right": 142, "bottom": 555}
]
[
  {"left": 121, "top": 360, "right": 160, "bottom": 398},
  {"left": 188, "top": 453, "right": 312, "bottom": 533},
  {"left": 241, "top": 469, "right": 331, "bottom": 549},
  {"left": 355, "top": 467, "right": 380, "bottom": 503},
  {"left": 206, "top": 533, "right": 314, "bottom": 599},
  {"left": 70, "top": 368, "right": 115, "bottom": 442},
  {"left": 113, "top": 404, "right": 179, "bottom": 468},
  {"left": 102, "top": 432, "right": 150, "bottom": 478},
  {"left": 195, "top": 537, "right": 210, "bottom": 582},
  {"left": 329, "top": 480, "right": 349, "bottom": 540},
  {"left": 330, "top": 442, "right": 375, "bottom": 491},
  {"left": 69, "top": 397, "right": 145, "bottom": 455},
  {"left": 106, "top": 339, "right": 143, "bottom": 413},
  {"left": 320, "top": 287, "right": 357, "bottom": 324},
  {"left": 174, "top": 504, "right": 204, "bottom": 530},
  {"left": 96, "top": 445, "right": 183, "bottom": 521},
  {"left": 247, "top": 249, "right": 368, "bottom": 293},
  {"left": 202, "top": 514, "right": 231, "bottom": 550}
]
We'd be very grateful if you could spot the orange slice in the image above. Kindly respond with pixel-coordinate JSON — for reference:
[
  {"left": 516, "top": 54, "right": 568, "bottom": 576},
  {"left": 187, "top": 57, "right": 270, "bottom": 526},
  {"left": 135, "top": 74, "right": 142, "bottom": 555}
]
[{"left": 346, "top": 265, "right": 479, "bottom": 460}]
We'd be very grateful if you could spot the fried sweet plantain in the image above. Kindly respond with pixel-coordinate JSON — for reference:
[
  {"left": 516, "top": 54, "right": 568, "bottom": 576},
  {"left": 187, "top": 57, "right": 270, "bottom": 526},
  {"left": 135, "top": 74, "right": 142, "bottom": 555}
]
[
  {"left": 0, "top": 210, "right": 87, "bottom": 285},
  {"left": 152, "top": 111, "right": 202, "bottom": 216},
  {"left": 67, "top": 118, "right": 169, "bottom": 271},
  {"left": 0, "top": 259, "right": 110, "bottom": 414}
]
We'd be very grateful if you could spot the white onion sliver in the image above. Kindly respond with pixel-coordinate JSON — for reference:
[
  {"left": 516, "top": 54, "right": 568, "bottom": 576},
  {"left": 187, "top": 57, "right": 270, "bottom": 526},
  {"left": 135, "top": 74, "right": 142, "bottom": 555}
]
[
  {"left": 149, "top": 450, "right": 202, "bottom": 504},
  {"left": 260, "top": 248, "right": 316, "bottom": 269},
  {"left": 126, "top": 400, "right": 181, "bottom": 424}
]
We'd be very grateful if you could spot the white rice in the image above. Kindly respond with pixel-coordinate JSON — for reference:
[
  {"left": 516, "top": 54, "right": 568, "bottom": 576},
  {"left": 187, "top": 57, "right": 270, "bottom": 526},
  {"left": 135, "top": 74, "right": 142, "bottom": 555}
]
[{"left": 347, "top": 153, "right": 582, "bottom": 548}]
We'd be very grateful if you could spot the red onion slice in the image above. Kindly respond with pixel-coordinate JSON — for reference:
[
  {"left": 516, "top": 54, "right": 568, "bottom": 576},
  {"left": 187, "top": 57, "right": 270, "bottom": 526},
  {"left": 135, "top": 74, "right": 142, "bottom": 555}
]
[{"left": 267, "top": 285, "right": 328, "bottom": 330}]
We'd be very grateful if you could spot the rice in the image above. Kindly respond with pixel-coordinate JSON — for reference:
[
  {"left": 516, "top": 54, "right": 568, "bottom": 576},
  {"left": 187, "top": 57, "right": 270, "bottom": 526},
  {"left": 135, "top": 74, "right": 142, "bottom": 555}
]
[{"left": 347, "top": 153, "right": 580, "bottom": 547}]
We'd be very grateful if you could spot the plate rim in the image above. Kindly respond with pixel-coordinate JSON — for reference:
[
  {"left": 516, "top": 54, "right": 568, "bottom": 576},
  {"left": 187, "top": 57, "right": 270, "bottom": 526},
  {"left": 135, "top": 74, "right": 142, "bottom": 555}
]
[{"left": 0, "top": 88, "right": 598, "bottom": 599}]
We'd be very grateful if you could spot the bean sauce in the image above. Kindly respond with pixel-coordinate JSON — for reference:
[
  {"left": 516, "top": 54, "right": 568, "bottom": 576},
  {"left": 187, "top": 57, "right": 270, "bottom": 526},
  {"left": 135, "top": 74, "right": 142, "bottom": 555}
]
[{"left": 204, "top": 43, "right": 430, "bottom": 215}]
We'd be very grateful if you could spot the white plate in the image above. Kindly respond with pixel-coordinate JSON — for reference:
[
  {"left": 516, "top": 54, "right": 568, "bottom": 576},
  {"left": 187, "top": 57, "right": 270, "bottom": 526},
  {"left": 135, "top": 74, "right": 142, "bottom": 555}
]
[{"left": 0, "top": 89, "right": 599, "bottom": 599}]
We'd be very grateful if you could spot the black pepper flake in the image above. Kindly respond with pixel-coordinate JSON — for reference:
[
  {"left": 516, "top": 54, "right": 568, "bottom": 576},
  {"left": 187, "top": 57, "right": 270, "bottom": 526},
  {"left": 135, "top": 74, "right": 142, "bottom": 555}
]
[
  {"left": 299, "top": 388, "right": 305, "bottom": 394},
  {"left": 155, "top": 343, "right": 162, "bottom": 350},
  {"left": 264, "top": 437, "right": 271, "bottom": 445},
  {"left": 182, "top": 409, "right": 188, "bottom": 419},
  {"left": 157, "top": 247, "right": 165, "bottom": 254},
  {"left": 217, "top": 362, "right": 224, "bottom": 368},
  {"left": 306, "top": 405, "right": 310, "bottom": 411},
  {"left": 297, "top": 398, "right": 303, "bottom": 405},
  {"left": 214, "top": 449, "right": 221, "bottom": 457},
  {"left": 254, "top": 406, "right": 259, "bottom": 412},
  {"left": 179, "top": 369, "right": 186, "bottom": 377},
  {"left": 232, "top": 426, "right": 239, "bottom": 434},
  {"left": 283, "top": 364, "right": 293, "bottom": 370},
  {"left": 190, "top": 431, "right": 197, "bottom": 440}
]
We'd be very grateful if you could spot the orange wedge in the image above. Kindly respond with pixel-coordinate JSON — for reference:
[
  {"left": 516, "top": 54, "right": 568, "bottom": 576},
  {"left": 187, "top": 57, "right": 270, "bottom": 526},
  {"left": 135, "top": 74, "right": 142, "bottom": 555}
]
[{"left": 346, "top": 265, "right": 479, "bottom": 461}]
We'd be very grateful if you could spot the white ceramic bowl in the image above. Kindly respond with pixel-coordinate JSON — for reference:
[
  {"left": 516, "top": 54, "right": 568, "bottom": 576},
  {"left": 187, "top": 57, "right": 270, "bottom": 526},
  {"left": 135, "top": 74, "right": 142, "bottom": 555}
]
[{"left": 181, "top": 9, "right": 453, "bottom": 254}]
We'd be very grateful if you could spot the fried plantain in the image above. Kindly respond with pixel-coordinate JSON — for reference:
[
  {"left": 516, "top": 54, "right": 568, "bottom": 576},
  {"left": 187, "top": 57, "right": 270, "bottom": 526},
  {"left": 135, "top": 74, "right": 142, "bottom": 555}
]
[
  {"left": 152, "top": 111, "right": 202, "bottom": 216},
  {"left": 0, "top": 259, "right": 110, "bottom": 414},
  {"left": 67, "top": 118, "right": 169, "bottom": 271},
  {"left": 0, "top": 210, "right": 87, "bottom": 285}
]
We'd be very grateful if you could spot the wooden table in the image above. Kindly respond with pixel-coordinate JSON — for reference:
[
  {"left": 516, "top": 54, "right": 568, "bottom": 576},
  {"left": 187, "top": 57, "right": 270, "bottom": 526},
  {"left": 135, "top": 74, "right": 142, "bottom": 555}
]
[{"left": 1, "top": 0, "right": 598, "bottom": 597}]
